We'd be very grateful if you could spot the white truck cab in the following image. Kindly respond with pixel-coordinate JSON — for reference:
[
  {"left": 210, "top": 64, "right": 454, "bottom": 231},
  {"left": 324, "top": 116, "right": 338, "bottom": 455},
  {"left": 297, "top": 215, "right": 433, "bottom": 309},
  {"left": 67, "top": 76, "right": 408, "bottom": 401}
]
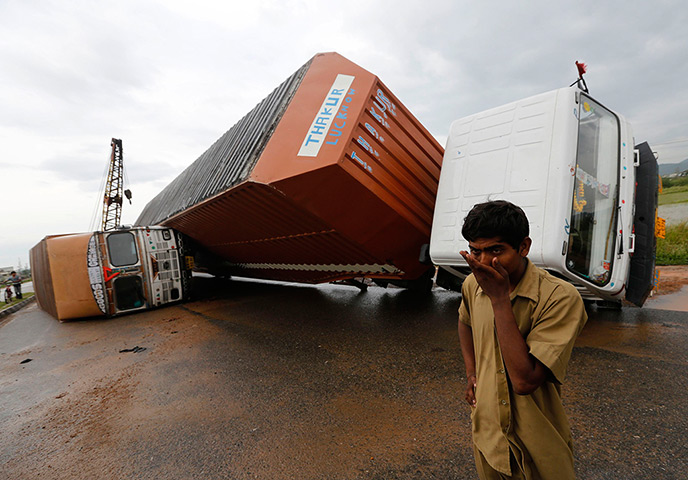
[{"left": 430, "top": 86, "right": 658, "bottom": 306}]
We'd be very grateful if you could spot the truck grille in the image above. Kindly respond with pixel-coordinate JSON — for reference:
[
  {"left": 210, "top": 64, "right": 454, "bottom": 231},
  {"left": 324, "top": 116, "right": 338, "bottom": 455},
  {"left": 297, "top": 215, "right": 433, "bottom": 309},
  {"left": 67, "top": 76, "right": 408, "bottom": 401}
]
[{"left": 155, "top": 251, "right": 180, "bottom": 279}]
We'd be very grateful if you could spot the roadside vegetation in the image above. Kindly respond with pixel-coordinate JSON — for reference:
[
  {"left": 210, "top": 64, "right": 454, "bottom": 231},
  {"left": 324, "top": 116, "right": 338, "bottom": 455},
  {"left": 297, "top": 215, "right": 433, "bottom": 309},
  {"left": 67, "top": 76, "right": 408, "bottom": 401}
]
[
  {"left": 659, "top": 176, "right": 688, "bottom": 206},
  {"left": 1, "top": 292, "right": 35, "bottom": 310},
  {"left": 656, "top": 221, "right": 688, "bottom": 265},
  {"left": 657, "top": 175, "right": 688, "bottom": 265}
]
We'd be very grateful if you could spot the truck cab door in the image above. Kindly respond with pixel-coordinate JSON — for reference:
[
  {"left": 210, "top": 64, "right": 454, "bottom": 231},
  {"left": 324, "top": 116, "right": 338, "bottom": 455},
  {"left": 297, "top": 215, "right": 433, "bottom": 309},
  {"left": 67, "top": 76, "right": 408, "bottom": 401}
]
[{"left": 105, "top": 231, "right": 149, "bottom": 313}]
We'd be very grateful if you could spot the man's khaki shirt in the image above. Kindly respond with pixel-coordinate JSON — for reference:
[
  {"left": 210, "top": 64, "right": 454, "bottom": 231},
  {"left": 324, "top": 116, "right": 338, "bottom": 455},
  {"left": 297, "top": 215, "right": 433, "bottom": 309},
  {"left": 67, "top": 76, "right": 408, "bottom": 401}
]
[{"left": 459, "top": 260, "right": 587, "bottom": 478}]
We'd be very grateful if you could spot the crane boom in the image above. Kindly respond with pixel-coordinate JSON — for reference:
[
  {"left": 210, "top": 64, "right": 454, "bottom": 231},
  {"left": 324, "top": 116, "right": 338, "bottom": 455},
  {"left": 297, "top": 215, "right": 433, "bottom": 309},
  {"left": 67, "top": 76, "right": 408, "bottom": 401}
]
[{"left": 101, "top": 138, "right": 131, "bottom": 231}]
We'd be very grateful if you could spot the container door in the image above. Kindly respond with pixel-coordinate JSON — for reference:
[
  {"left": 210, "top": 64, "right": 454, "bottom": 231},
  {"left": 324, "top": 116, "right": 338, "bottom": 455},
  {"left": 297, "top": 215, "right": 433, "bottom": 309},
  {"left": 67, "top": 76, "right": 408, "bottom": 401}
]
[{"left": 625, "top": 142, "right": 659, "bottom": 307}]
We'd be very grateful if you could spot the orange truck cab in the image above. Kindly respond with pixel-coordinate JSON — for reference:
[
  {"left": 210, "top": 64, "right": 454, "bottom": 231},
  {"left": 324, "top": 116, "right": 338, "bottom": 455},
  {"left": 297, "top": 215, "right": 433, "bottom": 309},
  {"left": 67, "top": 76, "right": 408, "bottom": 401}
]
[{"left": 30, "top": 226, "right": 193, "bottom": 321}]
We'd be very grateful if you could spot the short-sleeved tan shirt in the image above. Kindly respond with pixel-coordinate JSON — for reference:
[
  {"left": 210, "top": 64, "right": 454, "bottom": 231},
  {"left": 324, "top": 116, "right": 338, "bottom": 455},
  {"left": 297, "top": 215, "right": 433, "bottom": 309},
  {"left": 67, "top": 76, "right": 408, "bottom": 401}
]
[{"left": 459, "top": 259, "right": 587, "bottom": 478}]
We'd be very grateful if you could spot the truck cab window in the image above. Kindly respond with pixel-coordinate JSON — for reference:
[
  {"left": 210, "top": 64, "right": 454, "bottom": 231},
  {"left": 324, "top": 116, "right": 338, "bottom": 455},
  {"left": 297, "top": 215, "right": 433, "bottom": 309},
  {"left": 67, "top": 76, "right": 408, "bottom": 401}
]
[
  {"left": 106, "top": 232, "right": 139, "bottom": 267},
  {"left": 566, "top": 96, "right": 620, "bottom": 285},
  {"left": 113, "top": 276, "right": 146, "bottom": 311}
]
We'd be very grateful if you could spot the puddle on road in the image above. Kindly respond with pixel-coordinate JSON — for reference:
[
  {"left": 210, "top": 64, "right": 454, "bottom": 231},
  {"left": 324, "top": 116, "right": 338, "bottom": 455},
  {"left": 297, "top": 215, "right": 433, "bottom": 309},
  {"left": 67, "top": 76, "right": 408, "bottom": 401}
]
[{"left": 644, "top": 285, "right": 688, "bottom": 312}]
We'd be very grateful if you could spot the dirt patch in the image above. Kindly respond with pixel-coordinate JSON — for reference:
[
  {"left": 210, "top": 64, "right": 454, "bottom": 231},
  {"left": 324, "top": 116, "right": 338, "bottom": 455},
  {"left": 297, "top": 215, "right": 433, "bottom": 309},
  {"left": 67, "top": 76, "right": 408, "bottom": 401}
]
[{"left": 654, "top": 265, "right": 688, "bottom": 296}]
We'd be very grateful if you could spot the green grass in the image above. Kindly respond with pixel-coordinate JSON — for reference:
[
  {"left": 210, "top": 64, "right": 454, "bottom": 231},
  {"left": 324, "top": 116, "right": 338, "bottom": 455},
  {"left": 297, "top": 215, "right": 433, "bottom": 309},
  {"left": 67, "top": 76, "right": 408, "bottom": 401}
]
[
  {"left": 656, "top": 221, "right": 688, "bottom": 265},
  {"left": 0, "top": 292, "right": 35, "bottom": 310},
  {"left": 661, "top": 176, "right": 688, "bottom": 189},
  {"left": 659, "top": 184, "right": 688, "bottom": 205}
]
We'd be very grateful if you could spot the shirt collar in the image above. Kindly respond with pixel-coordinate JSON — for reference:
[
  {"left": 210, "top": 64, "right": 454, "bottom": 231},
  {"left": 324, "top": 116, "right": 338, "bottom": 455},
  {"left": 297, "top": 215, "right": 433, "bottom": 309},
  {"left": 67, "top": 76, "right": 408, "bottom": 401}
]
[{"left": 509, "top": 258, "right": 539, "bottom": 302}]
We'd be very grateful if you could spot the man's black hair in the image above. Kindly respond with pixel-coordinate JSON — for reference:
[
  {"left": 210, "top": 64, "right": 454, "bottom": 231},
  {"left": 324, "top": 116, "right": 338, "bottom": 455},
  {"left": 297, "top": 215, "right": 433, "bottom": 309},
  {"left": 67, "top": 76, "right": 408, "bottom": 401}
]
[{"left": 461, "top": 200, "right": 529, "bottom": 249}]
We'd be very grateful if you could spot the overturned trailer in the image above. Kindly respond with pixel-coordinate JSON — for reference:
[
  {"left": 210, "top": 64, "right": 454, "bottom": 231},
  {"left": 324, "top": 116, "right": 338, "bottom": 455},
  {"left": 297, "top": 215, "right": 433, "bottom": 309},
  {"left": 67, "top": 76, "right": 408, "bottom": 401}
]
[{"left": 137, "top": 52, "right": 444, "bottom": 288}]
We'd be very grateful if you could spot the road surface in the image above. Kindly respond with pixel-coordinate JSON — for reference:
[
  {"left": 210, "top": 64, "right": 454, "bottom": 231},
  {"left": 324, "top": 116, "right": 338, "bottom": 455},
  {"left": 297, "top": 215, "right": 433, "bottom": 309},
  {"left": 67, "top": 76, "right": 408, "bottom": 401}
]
[
  {"left": 1, "top": 277, "right": 687, "bottom": 479},
  {"left": 658, "top": 202, "right": 688, "bottom": 226}
]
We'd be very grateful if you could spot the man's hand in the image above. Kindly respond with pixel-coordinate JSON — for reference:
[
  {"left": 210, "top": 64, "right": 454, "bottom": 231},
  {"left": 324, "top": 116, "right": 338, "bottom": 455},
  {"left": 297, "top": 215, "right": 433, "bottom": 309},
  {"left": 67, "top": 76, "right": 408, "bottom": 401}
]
[
  {"left": 465, "top": 374, "right": 477, "bottom": 407},
  {"left": 460, "top": 251, "right": 511, "bottom": 300}
]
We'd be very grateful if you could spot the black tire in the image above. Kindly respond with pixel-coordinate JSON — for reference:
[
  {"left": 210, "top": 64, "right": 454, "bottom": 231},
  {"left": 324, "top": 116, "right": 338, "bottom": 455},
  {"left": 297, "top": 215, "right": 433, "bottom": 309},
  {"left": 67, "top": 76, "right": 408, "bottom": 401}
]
[{"left": 596, "top": 300, "right": 623, "bottom": 310}]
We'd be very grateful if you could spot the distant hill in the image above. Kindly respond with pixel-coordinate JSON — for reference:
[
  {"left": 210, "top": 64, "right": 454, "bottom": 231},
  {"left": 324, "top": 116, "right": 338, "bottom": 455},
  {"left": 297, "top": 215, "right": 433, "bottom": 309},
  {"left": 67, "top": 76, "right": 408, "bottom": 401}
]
[{"left": 659, "top": 158, "right": 688, "bottom": 177}]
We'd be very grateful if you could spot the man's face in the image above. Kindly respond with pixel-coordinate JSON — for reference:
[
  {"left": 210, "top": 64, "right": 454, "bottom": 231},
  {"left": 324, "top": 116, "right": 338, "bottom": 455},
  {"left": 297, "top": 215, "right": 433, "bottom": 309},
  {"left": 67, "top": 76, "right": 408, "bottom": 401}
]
[{"left": 467, "top": 236, "right": 530, "bottom": 280}]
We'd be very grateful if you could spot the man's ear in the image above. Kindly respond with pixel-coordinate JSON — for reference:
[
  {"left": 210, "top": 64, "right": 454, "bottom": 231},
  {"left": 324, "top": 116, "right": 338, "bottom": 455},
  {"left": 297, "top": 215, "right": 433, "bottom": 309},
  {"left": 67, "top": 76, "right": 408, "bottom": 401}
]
[{"left": 519, "top": 237, "right": 532, "bottom": 257}]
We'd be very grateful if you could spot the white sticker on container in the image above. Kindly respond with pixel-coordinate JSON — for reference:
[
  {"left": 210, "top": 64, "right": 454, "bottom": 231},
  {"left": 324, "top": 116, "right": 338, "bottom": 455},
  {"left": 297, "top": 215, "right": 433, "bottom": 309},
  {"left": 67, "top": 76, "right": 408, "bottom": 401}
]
[
  {"left": 297, "top": 74, "right": 355, "bottom": 157},
  {"left": 87, "top": 235, "right": 107, "bottom": 314}
]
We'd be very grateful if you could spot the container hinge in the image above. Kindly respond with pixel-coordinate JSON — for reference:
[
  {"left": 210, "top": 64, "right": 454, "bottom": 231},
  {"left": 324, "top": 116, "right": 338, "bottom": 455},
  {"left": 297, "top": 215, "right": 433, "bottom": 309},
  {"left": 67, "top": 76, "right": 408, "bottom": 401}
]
[{"left": 633, "top": 148, "right": 640, "bottom": 167}]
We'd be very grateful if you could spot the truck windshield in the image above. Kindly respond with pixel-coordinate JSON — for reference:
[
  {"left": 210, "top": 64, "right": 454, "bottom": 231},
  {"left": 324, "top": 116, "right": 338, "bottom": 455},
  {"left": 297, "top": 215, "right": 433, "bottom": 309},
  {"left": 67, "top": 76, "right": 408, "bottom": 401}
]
[
  {"left": 566, "top": 96, "right": 619, "bottom": 286},
  {"left": 106, "top": 232, "right": 139, "bottom": 267}
]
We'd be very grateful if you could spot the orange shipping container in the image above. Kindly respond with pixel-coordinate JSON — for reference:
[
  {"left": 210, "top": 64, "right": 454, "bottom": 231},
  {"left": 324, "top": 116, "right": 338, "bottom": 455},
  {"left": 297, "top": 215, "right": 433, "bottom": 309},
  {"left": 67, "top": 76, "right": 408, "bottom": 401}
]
[{"left": 137, "top": 52, "right": 444, "bottom": 286}]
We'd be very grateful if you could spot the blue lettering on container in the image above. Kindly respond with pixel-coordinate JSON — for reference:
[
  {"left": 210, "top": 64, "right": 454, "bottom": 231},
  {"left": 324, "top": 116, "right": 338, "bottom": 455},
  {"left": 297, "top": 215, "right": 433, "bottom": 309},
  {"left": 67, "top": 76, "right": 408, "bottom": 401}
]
[
  {"left": 314, "top": 88, "right": 356, "bottom": 145},
  {"left": 370, "top": 105, "right": 390, "bottom": 129},
  {"left": 327, "top": 118, "right": 346, "bottom": 145},
  {"left": 325, "top": 90, "right": 359, "bottom": 145},
  {"left": 365, "top": 123, "right": 384, "bottom": 143},
  {"left": 352, "top": 150, "right": 373, "bottom": 173},
  {"left": 357, "top": 136, "right": 380, "bottom": 158},
  {"left": 312, "top": 124, "right": 327, "bottom": 134},
  {"left": 304, "top": 134, "right": 320, "bottom": 147},
  {"left": 376, "top": 89, "right": 397, "bottom": 117},
  {"left": 325, "top": 97, "right": 341, "bottom": 107}
]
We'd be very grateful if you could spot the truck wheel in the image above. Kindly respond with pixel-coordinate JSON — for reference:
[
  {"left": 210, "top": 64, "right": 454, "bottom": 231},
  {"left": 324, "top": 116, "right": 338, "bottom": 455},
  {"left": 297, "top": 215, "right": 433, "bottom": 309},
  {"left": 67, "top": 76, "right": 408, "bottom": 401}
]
[
  {"left": 436, "top": 268, "right": 463, "bottom": 292},
  {"left": 595, "top": 300, "right": 622, "bottom": 310},
  {"left": 387, "top": 267, "right": 435, "bottom": 292}
]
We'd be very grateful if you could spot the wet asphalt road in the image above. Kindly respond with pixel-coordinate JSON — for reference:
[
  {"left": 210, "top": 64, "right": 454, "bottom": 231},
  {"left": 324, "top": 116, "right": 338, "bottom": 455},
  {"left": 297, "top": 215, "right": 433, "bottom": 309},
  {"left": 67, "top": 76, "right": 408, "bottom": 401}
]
[{"left": 0, "top": 276, "right": 687, "bottom": 480}]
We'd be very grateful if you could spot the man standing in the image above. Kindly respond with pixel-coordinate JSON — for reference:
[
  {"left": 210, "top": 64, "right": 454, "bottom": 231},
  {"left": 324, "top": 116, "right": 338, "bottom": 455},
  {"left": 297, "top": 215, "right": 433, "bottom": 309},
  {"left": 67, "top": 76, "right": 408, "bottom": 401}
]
[
  {"left": 9, "top": 271, "right": 22, "bottom": 299},
  {"left": 458, "top": 201, "right": 587, "bottom": 479}
]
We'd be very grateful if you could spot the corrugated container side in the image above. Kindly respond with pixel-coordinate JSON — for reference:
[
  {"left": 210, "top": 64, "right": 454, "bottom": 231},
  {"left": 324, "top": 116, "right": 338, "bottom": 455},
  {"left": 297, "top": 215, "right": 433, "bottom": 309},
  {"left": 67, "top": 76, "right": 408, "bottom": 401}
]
[
  {"left": 136, "top": 59, "right": 312, "bottom": 226},
  {"left": 167, "top": 183, "right": 333, "bottom": 248},
  {"left": 165, "top": 182, "right": 393, "bottom": 283}
]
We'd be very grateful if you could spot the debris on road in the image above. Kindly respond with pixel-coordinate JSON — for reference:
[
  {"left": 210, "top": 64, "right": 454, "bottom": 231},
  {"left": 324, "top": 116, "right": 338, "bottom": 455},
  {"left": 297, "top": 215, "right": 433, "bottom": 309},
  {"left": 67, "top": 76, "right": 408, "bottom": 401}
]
[{"left": 119, "top": 346, "right": 146, "bottom": 354}]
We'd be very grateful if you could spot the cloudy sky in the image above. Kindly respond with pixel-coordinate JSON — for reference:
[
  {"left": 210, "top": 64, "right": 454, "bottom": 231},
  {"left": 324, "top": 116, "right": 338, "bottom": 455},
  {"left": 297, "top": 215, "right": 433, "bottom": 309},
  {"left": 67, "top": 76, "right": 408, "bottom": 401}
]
[{"left": 1, "top": 0, "right": 687, "bottom": 269}]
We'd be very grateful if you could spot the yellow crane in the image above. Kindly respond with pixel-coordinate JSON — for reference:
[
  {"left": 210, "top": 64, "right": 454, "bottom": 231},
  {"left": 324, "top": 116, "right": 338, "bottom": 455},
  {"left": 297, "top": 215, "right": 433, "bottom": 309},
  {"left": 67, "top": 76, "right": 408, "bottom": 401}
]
[{"left": 101, "top": 138, "right": 132, "bottom": 231}]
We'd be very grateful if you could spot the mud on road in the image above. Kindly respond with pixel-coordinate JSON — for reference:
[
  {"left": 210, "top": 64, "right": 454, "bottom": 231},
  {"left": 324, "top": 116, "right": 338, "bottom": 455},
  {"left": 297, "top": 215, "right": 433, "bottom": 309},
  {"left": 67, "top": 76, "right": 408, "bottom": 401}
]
[
  {"left": 653, "top": 264, "right": 688, "bottom": 296},
  {"left": 1, "top": 276, "right": 687, "bottom": 479}
]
